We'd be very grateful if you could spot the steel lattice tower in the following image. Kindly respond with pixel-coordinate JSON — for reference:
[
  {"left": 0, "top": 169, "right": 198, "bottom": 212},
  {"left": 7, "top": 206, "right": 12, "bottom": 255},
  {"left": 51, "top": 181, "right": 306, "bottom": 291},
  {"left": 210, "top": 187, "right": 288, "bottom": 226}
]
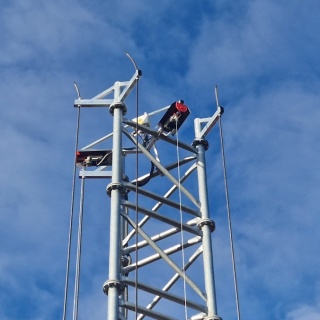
[{"left": 71, "top": 64, "right": 224, "bottom": 320}]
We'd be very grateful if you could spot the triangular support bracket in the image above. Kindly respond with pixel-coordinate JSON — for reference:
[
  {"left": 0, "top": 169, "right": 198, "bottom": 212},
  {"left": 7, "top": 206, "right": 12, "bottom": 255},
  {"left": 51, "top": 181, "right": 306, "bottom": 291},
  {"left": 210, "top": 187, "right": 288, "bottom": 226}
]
[
  {"left": 74, "top": 68, "right": 141, "bottom": 108},
  {"left": 194, "top": 106, "right": 224, "bottom": 140}
]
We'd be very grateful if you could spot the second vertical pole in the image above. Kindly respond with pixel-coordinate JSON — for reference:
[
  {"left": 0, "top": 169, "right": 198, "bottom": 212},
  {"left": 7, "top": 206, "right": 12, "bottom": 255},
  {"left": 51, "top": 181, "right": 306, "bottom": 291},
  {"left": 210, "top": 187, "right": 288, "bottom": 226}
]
[
  {"left": 105, "top": 82, "right": 127, "bottom": 320},
  {"left": 194, "top": 119, "right": 221, "bottom": 320}
]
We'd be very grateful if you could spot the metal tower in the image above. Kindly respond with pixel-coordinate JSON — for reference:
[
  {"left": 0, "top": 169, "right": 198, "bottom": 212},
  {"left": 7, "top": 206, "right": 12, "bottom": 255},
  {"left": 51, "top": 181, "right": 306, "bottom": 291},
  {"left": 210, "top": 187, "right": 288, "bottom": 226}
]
[{"left": 69, "top": 61, "right": 224, "bottom": 320}]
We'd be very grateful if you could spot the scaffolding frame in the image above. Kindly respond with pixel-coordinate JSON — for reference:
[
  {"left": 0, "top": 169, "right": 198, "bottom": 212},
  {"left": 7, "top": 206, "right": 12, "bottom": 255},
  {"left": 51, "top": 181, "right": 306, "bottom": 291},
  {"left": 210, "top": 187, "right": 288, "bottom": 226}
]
[{"left": 72, "top": 67, "right": 223, "bottom": 320}]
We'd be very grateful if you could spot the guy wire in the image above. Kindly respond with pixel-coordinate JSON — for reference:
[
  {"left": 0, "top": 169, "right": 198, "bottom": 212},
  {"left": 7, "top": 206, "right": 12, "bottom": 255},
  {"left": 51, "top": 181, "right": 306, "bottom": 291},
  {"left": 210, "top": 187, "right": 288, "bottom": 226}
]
[
  {"left": 63, "top": 106, "right": 81, "bottom": 320},
  {"left": 175, "top": 120, "right": 188, "bottom": 320},
  {"left": 218, "top": 116, "right": 241, "bottom": 320}
]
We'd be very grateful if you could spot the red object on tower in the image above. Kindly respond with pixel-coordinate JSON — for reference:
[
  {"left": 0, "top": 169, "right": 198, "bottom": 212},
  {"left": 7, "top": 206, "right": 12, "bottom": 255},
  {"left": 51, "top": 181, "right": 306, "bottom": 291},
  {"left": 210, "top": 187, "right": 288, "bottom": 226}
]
[{"left": 158, "top": 100, "right": 190, "bottom": 135}]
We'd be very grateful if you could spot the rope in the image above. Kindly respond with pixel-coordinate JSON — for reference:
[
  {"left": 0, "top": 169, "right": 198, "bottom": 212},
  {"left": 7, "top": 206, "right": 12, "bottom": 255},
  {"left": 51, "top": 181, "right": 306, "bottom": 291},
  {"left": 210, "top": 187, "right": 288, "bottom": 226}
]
[
  {"left": 62, "top": 106, "right": 81, "bottom": 320},
  {"left": 218, "top": 116, "right": 241, "bottom": 320},
  {"left": 175, "top": 120, "right": 188, "bottom": 320},
  {"left": 72, "top": 171, "right": 86, "bottom": 320}
]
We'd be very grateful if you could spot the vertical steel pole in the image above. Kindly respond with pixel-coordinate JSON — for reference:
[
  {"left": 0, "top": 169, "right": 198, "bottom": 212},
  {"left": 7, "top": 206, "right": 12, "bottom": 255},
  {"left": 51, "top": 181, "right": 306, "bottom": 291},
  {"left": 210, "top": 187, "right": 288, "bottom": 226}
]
[
  {"left": 194, "top": 119, "right": 220, "bottom": 320},
  {"left": 106, "top": 82, "right": 126, "bottom": 320}
]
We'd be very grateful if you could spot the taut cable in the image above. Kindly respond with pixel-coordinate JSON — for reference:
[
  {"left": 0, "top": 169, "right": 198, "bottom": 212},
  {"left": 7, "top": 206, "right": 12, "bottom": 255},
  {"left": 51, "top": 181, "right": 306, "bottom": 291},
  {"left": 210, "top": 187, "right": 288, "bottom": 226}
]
[
  {"left": 175, "top": 119, "right": 188, "bottom": 320},
  {"left": 63, "top": 106, "right": 81, "bottom": 320},
  {"left": 218, "top": 116, "right": 241, "bottom": 320}
]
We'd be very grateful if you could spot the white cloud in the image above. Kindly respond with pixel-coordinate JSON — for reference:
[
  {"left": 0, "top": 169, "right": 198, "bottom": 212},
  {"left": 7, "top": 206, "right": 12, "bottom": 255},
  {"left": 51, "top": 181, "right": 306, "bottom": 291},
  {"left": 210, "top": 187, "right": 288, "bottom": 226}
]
[
  {"left": 0, "top": 0, "right": 140, "bottom": 69},
  {"left": 186, "top": 0, "right": 320, "bottom": 101},
  {"left": 286, "top": 301, "right": 320, "bottom": 320},
  {"left": 0, "top": 2, "right": 89, "bottom": 63}
]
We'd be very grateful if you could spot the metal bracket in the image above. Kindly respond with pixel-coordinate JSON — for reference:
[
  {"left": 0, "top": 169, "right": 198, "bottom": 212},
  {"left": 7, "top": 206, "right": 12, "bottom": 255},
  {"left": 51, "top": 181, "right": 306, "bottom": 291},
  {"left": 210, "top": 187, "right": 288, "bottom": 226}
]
[
  {"left": 192, "top": 138, "right": 209, "bottom": 151},
  {"left": 194, "top": 106, "right": 224, "bottom": 140},
  {"left": 103, "top": 279, "right": 126, "bottom": 295},
  {"left": 74, "top": 55, "right": 141, "bottom": 108},
  {"left": 106, "top": 182, "right": 126, "bottom": 196},
  {"left": 109, "top": 101, "right": 127, "bottom": 115},
  {"left": 197, "top": 218, "right": 216, "bottom": 232}
]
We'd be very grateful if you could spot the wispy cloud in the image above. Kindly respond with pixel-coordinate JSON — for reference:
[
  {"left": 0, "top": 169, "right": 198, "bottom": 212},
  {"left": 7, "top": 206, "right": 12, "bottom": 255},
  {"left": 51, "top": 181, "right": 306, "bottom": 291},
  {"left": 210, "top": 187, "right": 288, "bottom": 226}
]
[{"left": 285, "top": 300, "right": 320, "bottom": 320}]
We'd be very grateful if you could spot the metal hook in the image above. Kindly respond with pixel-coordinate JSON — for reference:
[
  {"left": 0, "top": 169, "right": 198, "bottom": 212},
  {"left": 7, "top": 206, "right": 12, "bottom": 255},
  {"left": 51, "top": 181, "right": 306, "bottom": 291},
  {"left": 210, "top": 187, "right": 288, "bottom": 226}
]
[
  {"left": 125, "top": 52, "right": 142, "bottom": 78},
  {"left": 214, "top": 85, "right": 220, "bottom": 110},
  {"left": 74, "top": 81, "right": 81, "bottom": 99},
  {"left": 125, "top": 52, "right": 138, "bottom": 71}
]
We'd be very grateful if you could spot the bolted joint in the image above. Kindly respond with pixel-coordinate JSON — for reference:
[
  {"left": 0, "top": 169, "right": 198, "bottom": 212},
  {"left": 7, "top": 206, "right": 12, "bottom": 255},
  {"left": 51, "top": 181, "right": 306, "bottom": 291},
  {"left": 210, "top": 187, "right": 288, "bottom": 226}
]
[
  {"left": 197, "top": 218, "right": 215, "bottom": 232},
  {"left": 109, "top": 102, "right": 127, "bottom": 115},
  {"left": 106, "top": 182, "right": 126, "bottom": 197},
  {"left": 121, "top": 254, "right": 131, "bottom": 276},
  {"left": 103, "top": 279, "right": 125, "bottom": 295},
  {"left": 122, "top": 176, "right": 130, "bottom": 200},
  {"left": 121, "top": 254, "right": 131, "bottom": 268},
  {"left": 192, "top": 138, "right": 209, "bottom": 150}
]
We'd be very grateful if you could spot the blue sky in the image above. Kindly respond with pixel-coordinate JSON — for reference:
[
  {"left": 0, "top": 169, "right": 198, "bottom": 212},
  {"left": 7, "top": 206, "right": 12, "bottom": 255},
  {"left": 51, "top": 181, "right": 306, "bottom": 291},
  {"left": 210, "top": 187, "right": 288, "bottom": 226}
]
[{"left": 1, "top": 1, "right": 320, "bottom": 319}]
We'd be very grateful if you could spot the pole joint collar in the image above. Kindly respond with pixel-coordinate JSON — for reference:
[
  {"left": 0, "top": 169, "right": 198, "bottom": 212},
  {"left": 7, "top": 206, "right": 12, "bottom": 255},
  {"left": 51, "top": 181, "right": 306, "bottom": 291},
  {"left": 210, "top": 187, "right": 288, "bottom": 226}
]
[
  {"left": 106, "top": 182, "right": 126, "bottom": 196},
  {"left": 192, "top": 138, "right": 209, "bottom": 150},
  {"left": 197, "top": 218, "right": 216, "bottom": 232},
  {"left": 110, "top": 102, "right": 127, "bottom": 115},
  {"left": 103, "top": 279, "right": 125, "bottom": 295}
]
